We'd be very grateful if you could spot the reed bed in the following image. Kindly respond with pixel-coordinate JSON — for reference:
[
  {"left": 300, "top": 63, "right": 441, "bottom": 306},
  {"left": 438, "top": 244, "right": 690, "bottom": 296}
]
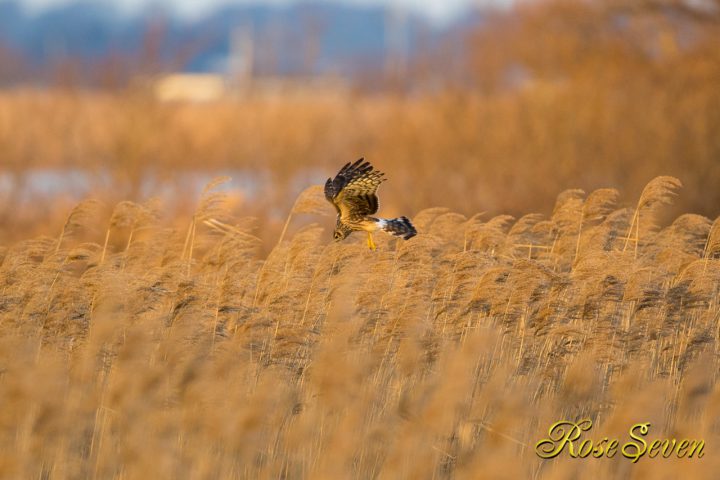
[
  {"left": 2, "top": 77, "right": 720, "bottom": 246},
  {"left": 0, "top": 175, "right": 718, "bottom": 479}
]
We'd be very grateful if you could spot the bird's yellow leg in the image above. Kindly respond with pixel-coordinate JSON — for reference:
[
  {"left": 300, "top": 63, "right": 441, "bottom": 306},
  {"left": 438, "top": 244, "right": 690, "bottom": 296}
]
[{"left": 367, "top": 232, "right": 377, "bottom": 251}]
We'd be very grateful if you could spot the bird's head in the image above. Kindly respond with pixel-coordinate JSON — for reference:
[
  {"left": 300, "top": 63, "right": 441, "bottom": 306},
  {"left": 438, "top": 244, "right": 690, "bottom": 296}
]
[{"left": 333, "top": 224, "right": 352, "bottom": 241}]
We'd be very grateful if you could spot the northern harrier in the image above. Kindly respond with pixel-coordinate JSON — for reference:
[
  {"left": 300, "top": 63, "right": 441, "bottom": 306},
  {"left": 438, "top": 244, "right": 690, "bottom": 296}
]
[{"left": 325, "top": 158, "right": 417, "bottom": 250}]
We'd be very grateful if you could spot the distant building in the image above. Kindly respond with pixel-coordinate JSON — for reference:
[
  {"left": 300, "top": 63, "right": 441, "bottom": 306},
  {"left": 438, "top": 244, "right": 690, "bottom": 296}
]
[
  {"left": 152, "top": 73, "right": 348, "bottom": 103},
  {"left": 152, "top": 21, "right": 348, "bottom": 103},
  {"left": 154, "top": 73, "right": 226, "bottom": 102},
  {"left": 227, "top": 24, "right": 254, "bottom": 88}
]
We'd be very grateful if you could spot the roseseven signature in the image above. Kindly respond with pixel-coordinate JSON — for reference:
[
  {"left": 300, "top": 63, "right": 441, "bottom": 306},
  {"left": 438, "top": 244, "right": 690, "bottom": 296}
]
[{"left": 535, "top": 420, "right": 705, "bottom": 462}]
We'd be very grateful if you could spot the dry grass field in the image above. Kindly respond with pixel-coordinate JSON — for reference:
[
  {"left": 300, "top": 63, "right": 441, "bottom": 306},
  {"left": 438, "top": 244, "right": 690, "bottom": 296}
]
[
  {"left": 0, "top": 172, "right": 719, "bottom": 479},
  {"left": 1, "top": 72, "right": 720, "bottom": 246}
]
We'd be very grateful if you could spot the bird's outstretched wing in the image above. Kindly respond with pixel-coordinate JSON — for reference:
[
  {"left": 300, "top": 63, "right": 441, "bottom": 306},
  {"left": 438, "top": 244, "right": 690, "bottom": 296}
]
[{"left": 325, "top": 158, "right": 385, "bottom": 220}]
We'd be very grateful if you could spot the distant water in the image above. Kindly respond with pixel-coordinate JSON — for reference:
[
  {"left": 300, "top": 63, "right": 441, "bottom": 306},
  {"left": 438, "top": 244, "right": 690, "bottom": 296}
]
[{"left": 0, "top": 168, "right": 269, "bottom": 204}]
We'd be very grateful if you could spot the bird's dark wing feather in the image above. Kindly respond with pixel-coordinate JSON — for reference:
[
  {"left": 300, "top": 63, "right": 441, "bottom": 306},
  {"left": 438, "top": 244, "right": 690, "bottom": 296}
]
[
  {"left": 325, "top": 158, "right": 385, "bottom": 219},
  {"left": 324, "top": 177, "right": 341, "bottom": 214},
  {"left": 324, "top": 159, "right": 368, "bottom": 200},
  {"left": 341, "top": 194, "right": 380, "bottom": 220}
]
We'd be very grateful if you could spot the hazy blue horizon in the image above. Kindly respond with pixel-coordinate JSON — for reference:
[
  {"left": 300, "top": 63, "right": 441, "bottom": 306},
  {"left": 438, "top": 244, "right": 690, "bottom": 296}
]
[{"left": 5, "top": 0, "right": 514, "bottom": 24}]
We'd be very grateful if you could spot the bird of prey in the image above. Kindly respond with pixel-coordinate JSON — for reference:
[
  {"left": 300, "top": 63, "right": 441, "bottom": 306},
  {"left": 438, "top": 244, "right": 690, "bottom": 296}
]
[{"left": 324, "top": 158, "right": 417, "bottom": 250}]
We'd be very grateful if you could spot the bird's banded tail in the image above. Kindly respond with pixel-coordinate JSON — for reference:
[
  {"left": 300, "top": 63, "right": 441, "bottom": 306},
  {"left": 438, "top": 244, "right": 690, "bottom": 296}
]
[{"left": 378, "top": 216, "right": 417, "bottom": 240}]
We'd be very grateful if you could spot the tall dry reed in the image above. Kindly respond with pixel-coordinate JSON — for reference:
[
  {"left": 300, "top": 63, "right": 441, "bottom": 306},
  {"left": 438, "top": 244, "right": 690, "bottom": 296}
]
[{"left": 0, "top": 176, "right": 718, "bottom": 478}]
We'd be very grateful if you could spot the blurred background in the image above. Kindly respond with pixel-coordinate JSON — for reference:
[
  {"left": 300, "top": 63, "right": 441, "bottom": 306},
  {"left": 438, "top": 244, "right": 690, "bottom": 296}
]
[{"left": 1, "top": 0, "right": 719, "bottom": 246}]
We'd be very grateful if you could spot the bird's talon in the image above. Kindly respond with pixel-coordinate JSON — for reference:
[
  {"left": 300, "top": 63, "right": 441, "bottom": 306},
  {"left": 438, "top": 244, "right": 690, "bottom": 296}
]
[{"left": 367, "top": 233, "right": 376, "bottom": 250}]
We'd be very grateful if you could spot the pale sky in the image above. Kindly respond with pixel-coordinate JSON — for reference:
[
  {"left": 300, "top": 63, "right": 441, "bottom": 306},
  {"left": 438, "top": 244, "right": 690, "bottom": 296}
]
[{"left": 12, "top": 0, "right": 513, "bottom": 23}]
